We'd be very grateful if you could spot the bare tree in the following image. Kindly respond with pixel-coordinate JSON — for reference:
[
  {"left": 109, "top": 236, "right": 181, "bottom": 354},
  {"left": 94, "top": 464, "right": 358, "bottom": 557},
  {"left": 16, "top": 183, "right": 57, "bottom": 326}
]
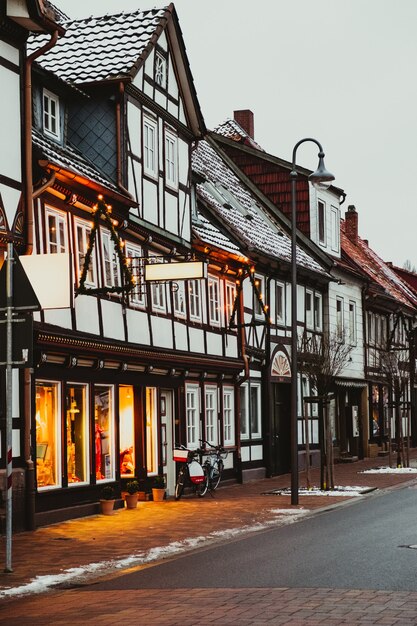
[
  {"left": 379, "top": 314, "right": 411, "bottom": 467},
  {"left": 299, "top": 329, "right": 354, "bottom": 490}
]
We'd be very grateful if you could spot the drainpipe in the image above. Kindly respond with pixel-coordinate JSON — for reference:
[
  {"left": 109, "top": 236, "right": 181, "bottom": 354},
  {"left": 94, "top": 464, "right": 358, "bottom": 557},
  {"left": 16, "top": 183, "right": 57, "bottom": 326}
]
[
  {"left": 116, "top": 82, "right": 133, "bottom": 198},
  {"left": 24, "top": 30, "right": 59, "bottom": 255},
  {"left": 235, "top": 271, "right": 250, "bottom": 484},
  {"left": 23, "top": 29, "right": 59, "bottom": 531}
]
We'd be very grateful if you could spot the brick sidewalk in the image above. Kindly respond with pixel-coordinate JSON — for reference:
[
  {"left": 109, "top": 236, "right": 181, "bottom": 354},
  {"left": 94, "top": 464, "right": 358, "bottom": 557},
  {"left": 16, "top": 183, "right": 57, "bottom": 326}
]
[{"left": 1, "top": 452, "right": 417, "bottom": 601}]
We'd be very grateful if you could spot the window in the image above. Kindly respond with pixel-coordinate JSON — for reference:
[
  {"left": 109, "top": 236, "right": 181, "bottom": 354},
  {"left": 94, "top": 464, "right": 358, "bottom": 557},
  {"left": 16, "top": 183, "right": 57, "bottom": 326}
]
[
  {"left": 249, "top": 383, "right": 262, "bottom": 438},
  {"left": 94, "top": 385, "right": 115, "bottom": 481},
  {"left": 43, "top": 89, "right": 60, "bottom": 140},
  {"left": 148, "top": 255, "right": 166, "bottom": 312},
  {"left": 188, "top": 279, "right": 202, "bottom": 321},
  {"left": 36, "top": 381, "right": 61, "bottom": 489},
  {"left": 125, "top": 243, "right": 145, "bottom": 306},
  {"left": 314, "top": 293, "right": 322, "bottom": 331},
  {"left": 225, "top": 281, "right": 236, "bottom": 326},
  {"left": 205, "top": 385, "right": 218, "bottom": 445},
  {"left": 349, "top": 301, "right": 357, "bottom": 345},
  {"left": 46, "top": 207, "right": 67, "bottom": 254},
  {"left": 223, "top": 387, "right": 235, "bottom": 446},
  {"left": 240, "top": 385, "right": 249, "bottom": 440},
  {"left": 254, "top": 274, "right": 265, "bottom": 318},
  {"left": 75, "top": 219, "right": 96, "bottom": 286},
  {"left": 368, "top": 312, "right": 375, "bottom": 344},
  {"left": 305, "top": 290, "right": 313, "bottom": 329},
  {"left": 146, "top": 387, "right": 158, "bottom": 474},
  {"left": 318, "top": 200, "right": 326, "bottom": 245},
  {"left": 331, "top": 206, "right": 340, "bottom": 252},
  {"left": 336, "top": 297, "right": 344, "bottom": 339},
  {"left": 143, "top": 116, "right": 157, "bottom": 177},
  {"left": 165, "top": 131, "right": 177, "bottom": 188},
  {"left": 119, "top": 385, "right": 135, "bottom": 477},
  {"left": 155, "top": 52, "right": 167, "bottom": 89},
  {"left": 186, "top": 384, "right": 200, "bottom": 448},
  {"left": 101, "top": 229, "right": 121, "bottom": 288},
  {"left": 276, "top": 282, "right": 285, "bottom": 325},
  {"left": 173, "top": 281, "right": 186, "bottom": 318},
  {"left": 66, "top": 383, "right": 89, "bottom": 485},
  {"left": 208, "top": 275, "right": 220, "bottom": 326}
]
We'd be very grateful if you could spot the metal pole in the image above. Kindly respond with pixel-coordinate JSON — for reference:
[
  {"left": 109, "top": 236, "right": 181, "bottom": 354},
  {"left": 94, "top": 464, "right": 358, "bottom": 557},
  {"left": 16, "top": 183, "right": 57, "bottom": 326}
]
[
  {"left": 5, "top": 242, "right": 13, "bottom": 572},
  {"left": 290, "top": 168, "right": 299, "bottom": 505}
]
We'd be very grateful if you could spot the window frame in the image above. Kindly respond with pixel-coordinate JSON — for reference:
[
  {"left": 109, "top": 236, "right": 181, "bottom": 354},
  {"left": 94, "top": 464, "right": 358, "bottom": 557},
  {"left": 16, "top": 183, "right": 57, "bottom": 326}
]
[
  {"left": 125, "top": 242, "right": 145, "bottom": 307},
  {"left": 173, "top": 280, "right": 186, "bottom": 318},
  {"left": 223, "top": 386, "right": 235, "bottom": 446},
  {"left": 314, "top": 293, "right": 323, "bottom": 332},
  {"left": 349, "top": 300, "right": 357, "bottom": 346},
  {"left": 208, "top": 275, "right": 221, "bottom": 326},
  {"left": 75, "top": 218, "right": 97, "bottom": 287},
  {"left": 318, "top": 199, "right": 326, "bottom": 245},
  {"left": 154, "top": 51, "right": 167, "bottom": 89},
  {"left": 204, "top": 384, "right": 218, "bottom": 446},
  {"left": 336, "top": 296, "right": 344, "bottom": 339},
  {"left": 305, "top": 289, "right": 313, "bottom": 329},
  {"left": 225, "top": 281, "right": 236, "bottom": 327},
  {"left": 276, "top": 281, "right": 285, "bottom": 326},
  {"left": 100, "top": 228, "right": 121, "bottom": 289},
  {"left": 188, "top": 279, "right": 202, "bottom": 322},
  {"left": 43, "top": 88, "right": 60, "bottom": 140},
  {"left": 254, "top": 274, "right": 265, "bottom": 319},
  {"left": 45, "top": 206, "right": 68, "bottom": 254},
  {"left": 164, "top": 129, "right": 178, "bottom": 190},
  {"left": 143, "top": 115, "right": 158, "bottom": 179},
  {"left": 185, "top": 383, "right": 200, "bottom": 449}
]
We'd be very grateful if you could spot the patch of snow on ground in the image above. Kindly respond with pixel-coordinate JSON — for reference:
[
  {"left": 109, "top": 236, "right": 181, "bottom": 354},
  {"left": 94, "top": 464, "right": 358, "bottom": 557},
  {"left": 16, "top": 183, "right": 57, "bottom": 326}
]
[
  {"left": 265, "top": 486, "right": 372, "bottom": 497},
  {"left": 0, "top": 508, "right": 309, "bottom": 600},
  {"left": 361, "top": 466, "right": 417, "bottom": 474}
]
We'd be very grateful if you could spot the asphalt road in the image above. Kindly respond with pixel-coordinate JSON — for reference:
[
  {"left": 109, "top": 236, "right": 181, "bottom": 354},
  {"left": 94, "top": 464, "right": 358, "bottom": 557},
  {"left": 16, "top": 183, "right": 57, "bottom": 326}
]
[{"left": 88, "top": 485, "right": 417, "bottom": 593}]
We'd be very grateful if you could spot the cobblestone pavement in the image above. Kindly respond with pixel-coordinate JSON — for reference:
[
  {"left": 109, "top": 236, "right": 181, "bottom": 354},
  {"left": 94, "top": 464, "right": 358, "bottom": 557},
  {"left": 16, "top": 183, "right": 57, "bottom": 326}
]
[{"left": 2, "top": 452, "right": 417, "bottom": 624}]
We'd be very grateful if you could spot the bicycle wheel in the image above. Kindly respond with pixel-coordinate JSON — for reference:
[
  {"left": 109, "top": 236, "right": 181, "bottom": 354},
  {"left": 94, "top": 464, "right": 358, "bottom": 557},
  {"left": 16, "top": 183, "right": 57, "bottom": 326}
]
[
  {"left": 196, "top": 466, "right": 209, "bottom": 497},
  {"left": 210, "top": 459, "right": 223, "bottom": 490},
  {"left": 175, "top": 466, "right": 186, "bottom": 500}
]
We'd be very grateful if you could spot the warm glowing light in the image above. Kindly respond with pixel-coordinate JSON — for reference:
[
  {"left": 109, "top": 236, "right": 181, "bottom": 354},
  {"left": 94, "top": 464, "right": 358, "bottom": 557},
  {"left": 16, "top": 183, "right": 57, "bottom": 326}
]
[
  {"left": 98, "top": 194, "right": 103, "bottom": 201},
  {"left": 145, "top": 261, "right": 207, "bottom": 282}
]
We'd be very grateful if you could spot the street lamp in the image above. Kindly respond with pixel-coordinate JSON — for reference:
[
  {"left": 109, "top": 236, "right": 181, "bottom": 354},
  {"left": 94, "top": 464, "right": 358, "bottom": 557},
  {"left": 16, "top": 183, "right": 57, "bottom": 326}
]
[{"left": 290, "top": 138, "right": 335, "bottom": 505}]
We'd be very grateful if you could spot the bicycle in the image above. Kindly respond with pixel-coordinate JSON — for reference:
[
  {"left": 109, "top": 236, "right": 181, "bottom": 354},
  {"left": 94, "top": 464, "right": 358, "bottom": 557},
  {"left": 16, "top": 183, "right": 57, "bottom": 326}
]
[
  {"left": 200, "top": 440, "right": 228, "bottom": 492},
  {"left": 173, "top": 445, "right": 208, "bottom": 500}
]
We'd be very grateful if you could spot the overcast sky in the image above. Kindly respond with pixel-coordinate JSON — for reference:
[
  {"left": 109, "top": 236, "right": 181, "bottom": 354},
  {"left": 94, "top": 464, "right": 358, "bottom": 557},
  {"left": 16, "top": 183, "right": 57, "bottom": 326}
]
[{"left": 55, "top": 0, "right": 417, "bottom": 269}]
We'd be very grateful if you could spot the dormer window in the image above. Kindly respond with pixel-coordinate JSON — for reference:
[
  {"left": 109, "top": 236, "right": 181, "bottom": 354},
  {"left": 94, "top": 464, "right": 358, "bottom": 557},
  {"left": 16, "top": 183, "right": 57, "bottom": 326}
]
[
  {"left": 43, "top": 89, "right": 60, "bottom": 140},
  {"left": 155, "top": 52, "right": 167, "bottom": 89}
]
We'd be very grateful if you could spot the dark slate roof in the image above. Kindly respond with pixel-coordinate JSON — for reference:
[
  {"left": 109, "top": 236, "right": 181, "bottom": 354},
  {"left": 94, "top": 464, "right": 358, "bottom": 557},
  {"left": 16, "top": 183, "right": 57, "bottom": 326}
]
[
  {"left": 33, "top": 128, "right": 119, "bottom": 192},
  {"left": 27, "top": 6, "right": 170, "bottom": 84},
  {"left": 193, "top": 139, "right": 328, "bottom": 276},
  {"left": 341, "top": 222, "right": 417, "bottom": 310}
]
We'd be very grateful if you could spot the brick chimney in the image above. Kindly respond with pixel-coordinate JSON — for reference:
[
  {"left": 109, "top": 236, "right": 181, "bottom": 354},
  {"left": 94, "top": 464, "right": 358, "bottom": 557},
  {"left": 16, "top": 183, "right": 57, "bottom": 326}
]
[
  {"left": 345, "top": 205, "right": 358, "bottom": 243},
  {"left": 234, "top": 109, "right": 254, "bottom": 139}
]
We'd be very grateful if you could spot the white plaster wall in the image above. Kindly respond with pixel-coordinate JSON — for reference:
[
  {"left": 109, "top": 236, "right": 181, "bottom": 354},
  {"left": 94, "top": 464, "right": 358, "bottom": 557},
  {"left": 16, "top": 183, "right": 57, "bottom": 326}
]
[
  {"left": 174, "top": 321, "right": 188, "bottom": 351},
  {"left": 251, "top": 445, "right": 263, "bottom": 461},
  {"left": 151, "top": 316, "right": 173, "bottom": 349},
  {"left": 155, "top": 90, "right": 166, "bottom": 109},
  {"left": 164, "top": 191, "right": 178, "bottom": 235},
  {"left": 206, "top": 331, "right": 222, "bottom": 355},
  {"left": 0, "top": 65, "right": 21, "bottom": 225},
  {"left": 241, "top": 446, "right": 250, "bottom": 462},
  {"left": 127, "top": 101, "right": 141, "bottom": 157},
  {"left": 101, "top": 300, "right": 125, "bottom": 341},
  {"left": 189, "top": 327, "right": 205, "bottom": 353},
  {"left": 224, "top": 334, "right": 238, "bottom": 358},
  {"left": 43, "top": 308, "right": 72, "bottom": 329},
  {"left": 158, "top": 31, "right": 168, "bottom": 51},
  {"left": 143, "top": 179, "right": 158, "bottom": 224},
  {"left": 178, "top": 138, "right": 189, "bottom": 186},
  {"left": 126, "top": 309, "right": 150, "bottom": 344},
  {"left": 75, "top": 295, "right": 100, "bottom": 334},
  {"left": 179, "top": 189, "right": 191, "bottom": 241},
  {"left": 132, "top": 67, "right": 143, "bottom": 90},
  {"left": 179, "top": 98, "right": 186, "bottom": 126}
]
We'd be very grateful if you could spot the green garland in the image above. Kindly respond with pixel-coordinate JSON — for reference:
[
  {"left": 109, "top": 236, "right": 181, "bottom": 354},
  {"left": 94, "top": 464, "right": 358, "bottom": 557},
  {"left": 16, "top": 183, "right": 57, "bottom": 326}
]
[{"left": 76, "top": 196, "right": 135, "bottom": 296}]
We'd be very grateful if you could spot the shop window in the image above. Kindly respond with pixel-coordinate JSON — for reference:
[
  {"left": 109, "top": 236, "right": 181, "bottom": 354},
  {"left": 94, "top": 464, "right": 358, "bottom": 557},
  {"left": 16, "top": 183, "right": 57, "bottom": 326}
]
[
  {"left": 205, "top": 385, "right": 218, "bottom": 445},
  {"left": 36, "top": 381, "right": 61, "bottom": 489},
  {"left": 94, "top": 385, "right": 115, "bottom": 481},
  {"left": 146, "top": 387, "right": 158, "bottom": 474},
  {"left": 46, "top": 207, "right": 68, "bottom": 254},
  {"left": 223, "top": 386, "right": 235, "bottom": 446},
  {"left": 120, "top": 385, "right": 135, "bottom": 477},
  {"left": 75, "top": 219, "right": 96, "bottom": 287},
  {"left": 66, "top": 384, "right": 88, "bottom": 485},
  {"left": 208, "top": 275, "right": 220, "bottom": 326},
  {"left": 186, "top": 384, "right": 200, "bottom": 448}
]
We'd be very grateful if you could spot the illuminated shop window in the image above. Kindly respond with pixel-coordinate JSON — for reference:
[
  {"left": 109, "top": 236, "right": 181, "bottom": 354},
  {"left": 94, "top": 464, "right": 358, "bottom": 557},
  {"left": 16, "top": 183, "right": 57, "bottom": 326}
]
[
  {"left": 120, "top": 385, "right": 135, "bottom": 477},
  {"left": 36, "top": 381, "right": 61, "bottom": 489},
  {"left": 146, "top": 387, "right": 158, "bottom": 474},
  {"left": 94, "top": 385, "right": 115, "bottom": 481},
  {"left": 66, "top": 384, "right": 88, "bottom": 485}
]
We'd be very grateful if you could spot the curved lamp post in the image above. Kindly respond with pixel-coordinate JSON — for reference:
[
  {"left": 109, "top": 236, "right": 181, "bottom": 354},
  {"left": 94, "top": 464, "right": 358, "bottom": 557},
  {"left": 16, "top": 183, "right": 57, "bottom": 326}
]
[{"left": 290, "top": 139, "right": 335, "bottom": 505}]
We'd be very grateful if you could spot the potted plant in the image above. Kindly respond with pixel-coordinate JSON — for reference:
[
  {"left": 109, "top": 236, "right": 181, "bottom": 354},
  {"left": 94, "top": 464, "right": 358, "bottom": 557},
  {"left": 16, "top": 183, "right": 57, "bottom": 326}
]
[
  {"left": 152, "top": 475, "right": 166, "bottom": 502},
  {"left": 100, "top": 485, "right": 115, "bottom": 515},
  {"left": 137, "top": 479, "right": 148, "bottom": 501},
  {"left": 125, "top": 479, "right": 139, "bottom": 509}
]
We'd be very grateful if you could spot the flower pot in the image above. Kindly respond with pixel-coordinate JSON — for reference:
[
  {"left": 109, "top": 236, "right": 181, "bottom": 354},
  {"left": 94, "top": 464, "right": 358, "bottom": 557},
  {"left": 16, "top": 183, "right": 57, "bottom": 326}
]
[
  {"left": 100, "top": 499, "right": 115, "bottom": 515},
  {"left": 152, "top": 488, "right": 165, "bottom": 502},
  {"left": 137, "top": 491, "right": 147, "bottom": 501},
  {"left": 125, "top": 493, "right": 139, "bottom": 509}
]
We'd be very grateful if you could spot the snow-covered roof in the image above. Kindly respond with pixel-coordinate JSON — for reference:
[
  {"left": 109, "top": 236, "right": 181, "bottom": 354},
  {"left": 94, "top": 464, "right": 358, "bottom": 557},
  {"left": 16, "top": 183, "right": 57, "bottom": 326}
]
[
  {"left": 193, "top": 139, "right": 328, "bottom": 276},
  {"left": 27, "top": 6, "right": 170, "bottom": 84},
  {"left": 341, "top": 222, "right": 417, "bottom": 310},
  {"left": 193, "top": 213, "right": 242, "bottom": 257},
  {"left": 214, "top": 118, "right": 265, "bottom": 152},
  {"left": 33, "top": 128, "right": 119, "bottom": 192}
]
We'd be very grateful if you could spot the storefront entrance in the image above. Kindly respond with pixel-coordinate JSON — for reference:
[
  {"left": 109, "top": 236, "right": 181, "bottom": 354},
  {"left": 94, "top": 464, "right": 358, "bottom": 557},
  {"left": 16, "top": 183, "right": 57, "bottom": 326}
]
[{"left": 270, "top": 383, "right": 291, "bottom": 475}]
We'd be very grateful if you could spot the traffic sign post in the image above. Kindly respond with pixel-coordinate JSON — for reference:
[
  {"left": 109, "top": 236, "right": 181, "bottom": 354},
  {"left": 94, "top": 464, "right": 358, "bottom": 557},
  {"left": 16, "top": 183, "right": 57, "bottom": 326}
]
[{"left": 0, "top": 244, "right": 40, "bottom": 573}]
